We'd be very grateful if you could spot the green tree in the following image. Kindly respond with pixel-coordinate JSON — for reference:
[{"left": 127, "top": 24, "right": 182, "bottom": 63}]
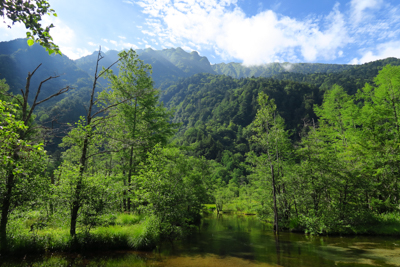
[
  {"left": 354, "top": 65, "right": 400, "bottom": 212},
  {"left": 103, "top": 50, "right": 176, "bottom": 212},
  {"left": 0, "top": 68, "right": 70, "bottom": 250},
  {"left": 0, "top": 99, "right": 48, "bottom": 251},
  {"left": 247, "top": 92, "right": 292, "bottom": 234},
  {"left": 58, "top": 49, "right": 163, "bottom": 236},
  {"left": 135, "top": 146, "right": 209, "bottom": 241}
]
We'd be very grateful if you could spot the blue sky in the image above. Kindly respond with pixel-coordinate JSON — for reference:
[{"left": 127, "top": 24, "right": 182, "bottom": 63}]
[{"left": 1, "top": 0, "right": 399, "bottom": 65}]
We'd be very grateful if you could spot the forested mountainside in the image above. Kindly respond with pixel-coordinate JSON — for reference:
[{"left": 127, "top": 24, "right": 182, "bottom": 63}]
[
  {"left": 0, "top": 39, "right": 93, "bottom": 104},
  {"left": 76, "top": 47, "right": 215, "bottom": 87},
  {"left": 1, "top": 39, "right": 400, "bottom": 154},
  {"left": 3, "top": 36, "right": 400, "bottom": 255},
  {"left": 160, "top": 57, "right": 400, "bottom": 162},
  {"left": 161, "top": 74, "right": 320, "bottom": 160},
  {"left": 211, "top": 62, "right": 353, "bottom": 79},
  {"left": 272, "top": 57, "right": 400, "bottom": 94},
  {"left": 2, "top": 38, "right": 400, "bottom": 154}
]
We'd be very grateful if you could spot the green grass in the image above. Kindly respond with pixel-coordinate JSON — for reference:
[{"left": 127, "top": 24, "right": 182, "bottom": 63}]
[
  {"left": 348, "top": 212, "right": 400, "bottom": 235},
  {"left": 4, "top": 213, "right": 157, "bottom": 255},
  {"left": 1, "top": 254, "right": 148, "bottom": 267},
  {"left": 203, "top": 204, "right": 216, "bottom": 209},
  {"left": 115, "top": 213, "right": 142, "bottom": 225}
]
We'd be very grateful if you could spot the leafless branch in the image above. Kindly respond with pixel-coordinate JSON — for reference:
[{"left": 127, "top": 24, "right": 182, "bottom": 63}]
[
  {"left": 86, "top": 149, "right": 124, "bottom": 159},
  {"left": 35, "top": 86, "right": 71, "bottom": 107},
  {"left": 32, "top": 75, "right": 60, "bottom": 108},
  {"left": 30, "top": 64, "right": 42, "bottom": 77},
  {"left": 91, "top": 98, "right": 130, "bottom": 118},
  {"left": 96, "top": 53, "right": 128, "bottom": 79},
  {"left": 26, "top": 85, "right": 71, "bottom": 124},
  {"left": 90, "top": 114, "right": 117, "bottom": 128}
]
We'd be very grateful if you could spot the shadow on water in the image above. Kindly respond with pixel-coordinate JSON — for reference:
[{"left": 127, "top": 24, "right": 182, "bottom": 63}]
[{"left": 2, "top": 214, "right": 400, "bottom": 266}]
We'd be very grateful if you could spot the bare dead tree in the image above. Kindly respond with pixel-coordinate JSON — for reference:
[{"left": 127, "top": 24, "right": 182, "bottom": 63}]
[
  {"left": 69, "top": 47, "right": 128, "bottom": 236},
  {"left": 1, "top": 64, "right": 71, "bottom": 251}
]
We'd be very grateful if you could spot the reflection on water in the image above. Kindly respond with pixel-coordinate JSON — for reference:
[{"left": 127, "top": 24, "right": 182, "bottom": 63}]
[{"left": 2, "top": 214, "right": 400, "bottom": 266}]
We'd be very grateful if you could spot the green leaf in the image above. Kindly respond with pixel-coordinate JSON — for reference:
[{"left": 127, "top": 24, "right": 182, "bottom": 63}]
[{"left": 27, "top": 39, "right": 34, "bottom": 46}]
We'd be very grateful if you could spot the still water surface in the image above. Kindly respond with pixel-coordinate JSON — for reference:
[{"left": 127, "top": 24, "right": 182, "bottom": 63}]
[{"left": 3, "top": 214, "right": 400, "bottom": 266}]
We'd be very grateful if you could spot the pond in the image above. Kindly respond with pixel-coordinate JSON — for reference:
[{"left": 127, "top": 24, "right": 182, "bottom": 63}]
[{"left": 2, "top": 214, "right": 400, "bottom": 266}]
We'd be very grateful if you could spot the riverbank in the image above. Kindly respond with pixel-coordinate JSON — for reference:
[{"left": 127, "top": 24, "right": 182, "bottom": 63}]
[
  {"left": 203, "top": 204, "right": 400, "bottom": 236},
  {"left": 2, "top": 213, "right": 158, "bottom": 255},
  {"left": 4, "top": 208, "right": 400, "bottom": 257},
  {"left": 3, "top": 214, "right": 400, "bottom": 267}
]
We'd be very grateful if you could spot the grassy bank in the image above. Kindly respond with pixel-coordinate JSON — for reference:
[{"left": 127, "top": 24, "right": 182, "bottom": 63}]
[
  {"left": 204, "top": 203, "right": 400, "bottom": 236},
  {"left": 280, "top": 212, "right": 400, "bottom": 236},
  {"left": 203, "top": 200, "right": 260, "bottom": 215},
  {"left": 3, "top": 213, "right": 159, "bottom": 255}
]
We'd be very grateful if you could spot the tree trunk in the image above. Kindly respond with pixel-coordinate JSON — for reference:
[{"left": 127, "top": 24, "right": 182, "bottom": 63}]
[
  {"left": 50, "top": 173, "right": 55, "bottom": 215},
  {"left": 127, "top": 145, "right": 134, "bottom": 213},
  {"left": 271, "top": 164, "right": 279, "bottom": 234},
  {"left": 0, "top": 171, "right": 14, "bottom": 251},
  {"left": 123, "top": 173, "right": 127, "bottom": 212},
  {"left": 70, "top": 130, "right": 90, "bottom": 236}
]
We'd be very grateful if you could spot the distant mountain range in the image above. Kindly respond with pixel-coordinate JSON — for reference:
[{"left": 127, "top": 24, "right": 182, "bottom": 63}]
[
  {"left": 1, "top": 38, "right": 399, "bottom": 109},
  {"left": 0, "top": 38, "right": 361, "bottom": 96},
  {"left": 75, "top": 46, "right": 354, "bottom": 87},
  {"left": 1, "top": 38, "right": 400, "bottom": 153}
]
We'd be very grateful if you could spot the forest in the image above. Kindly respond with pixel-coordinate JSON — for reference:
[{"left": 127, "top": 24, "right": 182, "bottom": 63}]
[
  {"left": 1, "top": 4, "right": 400, "bottom": 253},
  {"left": 1, "top": 38, "right": 400, "bottom": 255}
]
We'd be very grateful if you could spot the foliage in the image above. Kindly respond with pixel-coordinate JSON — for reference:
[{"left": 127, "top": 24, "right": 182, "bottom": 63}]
[
  {"left": 0, "top": 0, "right": 60, "bottom": 54},
  {"left": 135, "top": 146, "right": 210, "bottom": 240}
]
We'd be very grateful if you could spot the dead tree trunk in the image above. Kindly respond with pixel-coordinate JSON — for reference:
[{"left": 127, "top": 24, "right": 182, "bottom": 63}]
[
  {"left": 0, "top": 64, "right": 70, "bottom": 251},
  {"left": 69, "top": 47, "right": 126, "bottom": 236},
  {"left": 271, "top": 164, "right": 279, "bottom": 234}
]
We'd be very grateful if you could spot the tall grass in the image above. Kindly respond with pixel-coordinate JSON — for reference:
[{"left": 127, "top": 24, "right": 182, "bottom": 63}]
[
  {"left": 353, "top": 212, "right": 400, "bottom": 235},
  {"left": 4, "top": 213, "right": 157, "bottom": 255}
]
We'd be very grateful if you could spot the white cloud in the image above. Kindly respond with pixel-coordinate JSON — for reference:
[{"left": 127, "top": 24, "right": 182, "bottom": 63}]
[
  {"left": 350, "top": 41, "right": 400, "bottom": 64},
  {"left": 123, "top": 0, "right": 134, "bottom": 5},
  {"left": 181, "top": 45, "right": 195, "bottom": 52},
  {"left": 137, "top": 0, "right": 351, "bottom": 64},
  {"left": 0, "top": 16, "right": 92, "bottom": 60},
  {"left": 110, "top": 40, "right": 118, "bottom": 46},
  {"left": 134, "top": 0, "right": 400, "bottom": 65},
  {"left": 142, "top": 30, "right": 156, "bottom": 36},
  {"left": 118, "top": 36, "right": 127, "bottom": 40},
  {"left": 350, "top": 0, "right": 383, "bottom": 25},
  {"left": 102, "top": 38, "right": 109, "bottom": 43},
  {"left": 281, "top": 63, "right": 293, "bottom": 71},
  {"left": 40, "top": 16, "right": 91, "bottom": 59},
  {"left": 0, "top": 18, "right": 26, "bottom": 41},
  {"left": 121, "top": 42, "right": 139, "bottom": 49}
]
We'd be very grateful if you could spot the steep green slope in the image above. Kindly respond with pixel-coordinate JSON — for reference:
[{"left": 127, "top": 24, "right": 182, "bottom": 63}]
[
  {"left": 75, "top": 47, "right": 216, "bottom": 88},
  {"left": 272, "top": 57, "right": 400, "bottom": 94},
  {"left": 0, "top": 39, "right": 93, "bottom": 107},
  {"left": 161, "top": 73, "right": 321, "bottom": 161},
  {"left": 161, "top": 58, "right": 400, "bottom": 162},
  {"left": 211, "top": 62, "right": 353, "bottom": 78}
]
